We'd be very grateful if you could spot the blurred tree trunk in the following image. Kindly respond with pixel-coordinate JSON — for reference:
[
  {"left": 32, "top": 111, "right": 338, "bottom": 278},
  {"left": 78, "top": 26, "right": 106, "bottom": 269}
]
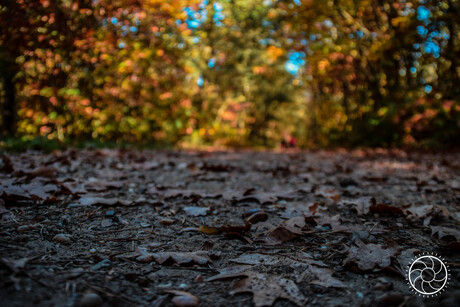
[{"left": 1, "top": 59, "right": 16, "bottom": 137}]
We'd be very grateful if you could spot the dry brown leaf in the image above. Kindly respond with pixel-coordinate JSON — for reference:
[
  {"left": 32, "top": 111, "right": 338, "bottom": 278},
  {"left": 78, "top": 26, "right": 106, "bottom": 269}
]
[
  {"left": 344, "top": 239, "right": 399, "bottom": 271},
  {"left": 0, "top": 199, "right": 13, "bottom": 221},
  {"left": 369, "top": 203, "right": 403, "bottom": 215},
  {"left": 205, "top": 265, "right": 253, "bottom": 282},
  {"left": 404, "top": 204, "right": 449, "bottom": 226},
  {"left": 284, "top": 216, "right": 305, "bottom": 235},
  {"left": 183, "top": 206, "right": 211, "bottom": 217},
  {"left": 231, "top": 272, "right": 307, "bottom": 307},
  {"left": 431, "top": 226, "right": 460, "bottom": 242},
  {"left": 221, "top": 223, "right": 251, "bottom": 234},
  {"left": 74, "top": 197, "right": 131, "bottom": 207},
  {"left": 152, "top": 251, "right": 211, "bottom": 266},
  {"left": 229, "top": 253, "right": 346, "bottom": 289},
  {"left": 263, "top": 226, "right": 299, "bottom": 245},
  {"left": 200, "top": 226, "right": 222, "bottom": 234},
  {"left": 130, "top": 248, "right": 211, "bottom": 266}
]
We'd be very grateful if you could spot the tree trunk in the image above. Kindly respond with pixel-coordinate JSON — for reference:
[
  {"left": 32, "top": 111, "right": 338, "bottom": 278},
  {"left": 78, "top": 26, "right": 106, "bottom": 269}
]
[{"left": 2, "top": 65, "right": 16, "bottom": 137}]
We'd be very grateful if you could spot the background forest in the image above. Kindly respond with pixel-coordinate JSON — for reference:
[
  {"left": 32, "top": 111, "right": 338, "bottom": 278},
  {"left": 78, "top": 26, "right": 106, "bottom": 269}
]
[{"left": 1, "top": 0, "right": 459, "bottom": 148}]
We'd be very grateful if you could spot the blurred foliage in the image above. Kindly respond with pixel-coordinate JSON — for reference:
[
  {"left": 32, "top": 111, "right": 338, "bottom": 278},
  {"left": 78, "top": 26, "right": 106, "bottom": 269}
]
[{"left": 0, "top": 0, "right": 459, "bottom": 148}]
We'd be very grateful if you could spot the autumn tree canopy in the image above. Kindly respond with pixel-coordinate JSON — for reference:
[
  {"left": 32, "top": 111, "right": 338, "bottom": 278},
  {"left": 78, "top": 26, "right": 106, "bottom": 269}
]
[{"left": 1, "top": 0, "right": 459, "bottom": 148}]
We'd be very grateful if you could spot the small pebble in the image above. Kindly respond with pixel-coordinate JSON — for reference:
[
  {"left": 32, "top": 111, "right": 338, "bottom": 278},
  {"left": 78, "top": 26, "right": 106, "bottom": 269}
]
[
  {"left": 171, "top": 291, "right": 199, "bottom": 307},
  {"left": 53, "top": 233, "right": 72, "bottom": 243},
  {"left": 80, "top": 292, "right": 103, "bottom": 307}
]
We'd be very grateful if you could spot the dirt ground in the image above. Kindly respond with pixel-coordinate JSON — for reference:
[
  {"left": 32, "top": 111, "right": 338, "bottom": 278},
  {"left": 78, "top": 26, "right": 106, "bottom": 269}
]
[{"left": 0, "top": 149, "right": 459, "bottom": 307}]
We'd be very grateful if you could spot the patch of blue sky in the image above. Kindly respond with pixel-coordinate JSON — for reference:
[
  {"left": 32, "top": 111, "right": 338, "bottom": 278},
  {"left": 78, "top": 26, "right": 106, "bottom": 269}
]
[
  {"left": 285, "top": 51, "right": 306, "bottom": 75},
  {"left": 262, "top": 20, "right": 271, "bottom": 27},
  {"left": 214, "top": 11, "right": 225, "bottom": 23},
  {"left": 323, "top": 19, "right": 333, "bottom": 28},
  {"left": 208, "top": 58, "right": 216, "bottom": 68},
  {"left": 129, "top": 26, "right": 138, "bottom": 33},
  {"left": 417, "top": 6, "right": 430, "bottom": 21},
  {"left": 120, "top": 25, "right": 129, "bottom": 37},
  {"left": 111, "top": 17, "right": 118, "bottom": 25},
  {"left": 197, "top": 76, "right": 204, "bottom": 87},
  {"left": 259, "top": 39, "right": 269, "bottom": 46},
  {"left": 425, "top": 41, "right": 440, "bottom": 57},
  {"left": 417, "top": 25, "right": 428, "bottom": 36},
  {"left": 293, "top": 0, "right": 301, "bottom": 5},
  {"left": 192, "top": 37, "right": 200, "bottom": 44},
  {"left": 356, "top": 30, "right": 364, "bottom": 38},
  {"left": 199, "top": 0, "right": 208, "bottom": 9},
  {"left": 424, "top": 85, "right": 432, "bottom": 93},
  {"left": 213, "top": 2, "right": 223, "bottom": 11},
  {"left": 300, "top": 39, "right": 307, "bottom": 45},
  {"left": 187, "top": 19, "right": 201, "bottom": 29},
  {"left": 309, "top": 34, "right": 316, "bottom": 41},
  {"left": 410, "top": 67, "right": 417, "bottom": 74},
  {"left": 285, "top": 62, "right": 300, "bottom": 75},
  {"left": 118, "top": 41, "right": 126, "bottom": 49}
]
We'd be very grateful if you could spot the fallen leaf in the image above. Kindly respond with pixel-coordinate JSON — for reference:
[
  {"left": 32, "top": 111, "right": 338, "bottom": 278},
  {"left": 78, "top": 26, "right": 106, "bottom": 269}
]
[
  {"left": 200, "top": 225, "right": 222, "bottom": 234},
  {"left": 314, "top": 185, "right": 340, "bottom": 201},
  {"left": 231, "top": 272, "right": 307, "bottom": 307},
  {"left": 0, "top": 199, "right": 13, "bottom": 221},
  {"left": 342, "top": 197, "right": 373, "bottom": 216},
  {"left": 0, "top": 155, "right": 14, "bottom": 173},
  {"left": 27, "top": 166, "right": 56, "bottom": 179},
  {"left": 263, "top": 226, "right": 299, "bottom": 245},
  {"left": 344, "top": 239, "right": 398, "bottom": 271},
  {"left": 284, "top": 216, "right": 305, "bottom": 235},
  {"left": 0, "top": 257, "right": 31, "bottom": 272},
  {"left": 369, "top": 203, "right": 403, "bottom": 215},
  {"left": 431, "top": 226, "right": 460, "bottom": 242},
  {"left": 221, "top": 223, "right": 251, "bottom": 234},
  {"left": 404, "top": 204, "right": 449, "bottom": 225},
  {"left": 130, "top": 248, "right": 211, "bottom": 266},
  {"left": 72, "top": 197, "right": 131, "bottom": 207},
  {"left": 302, "top": 265, "right": 347, "bottom": 288},
  {"left": 206, "top": 265, "right": 253, "bottom": 282},
  {"left": 183, "top": 206, "right": 211, "bottom": 217},
  {"left": 229, "top": 253, "right": 346, "bottom": 288}
]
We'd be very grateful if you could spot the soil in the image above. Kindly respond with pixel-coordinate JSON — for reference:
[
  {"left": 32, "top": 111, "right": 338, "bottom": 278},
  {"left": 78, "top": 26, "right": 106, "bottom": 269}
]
[{"left": 0, "top": 149, "right": 459, "bottom": 307}]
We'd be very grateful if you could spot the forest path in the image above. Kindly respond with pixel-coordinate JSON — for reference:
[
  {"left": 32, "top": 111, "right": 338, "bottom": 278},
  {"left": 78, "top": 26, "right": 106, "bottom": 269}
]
[{"left": 0, "top": 149, "right": 459, "bottom": 306}]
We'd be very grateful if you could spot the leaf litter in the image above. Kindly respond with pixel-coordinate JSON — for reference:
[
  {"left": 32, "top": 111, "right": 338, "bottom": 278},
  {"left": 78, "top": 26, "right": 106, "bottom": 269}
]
[{"left": 0, "top": 149, "right": 459, "bottom": 306}]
